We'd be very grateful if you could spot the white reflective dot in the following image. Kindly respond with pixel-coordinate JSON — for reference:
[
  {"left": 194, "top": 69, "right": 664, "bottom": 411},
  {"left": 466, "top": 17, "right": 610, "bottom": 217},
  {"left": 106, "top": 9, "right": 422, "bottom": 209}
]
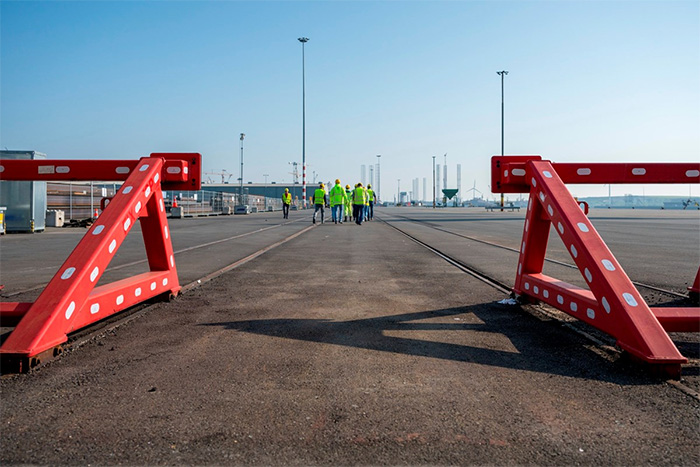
[
  {"left": 534, "top": 286, "right": 539, "bottom": 295},
  {"left": 183, "top": 167, "right": 189, "bottom": 174},
  {"left": 539, "top": 192, "right": 545, "bottom": 202},
  {"left": 577, "top": 222, "right": 589, "bottom": 232},
  {"left": 0, "top": 165, "right": 4, "bottom": 173},
  {"left": 521, "top": 241, "right": 526, "bottom": 253},
  {"left": 570, "top": 245, "right": 578, "bottom": 258},
  {"left": 602, "top": 259, "right": 616, "bottom": 271},
  {"left": 570, "top": 302, "right": 578, "bottom": 312},
  {"left": 602, "top": 297, "right": 611, "bottom": 313},
  {"left": 65, "top": 301, "right": 76, "bottom": 319},
  {"left": 686, "top": 170, "right": 700, "bottom": 178},
  {"left": 139, "top": 164, "right": 150, "bottom": 172},
  {"left": 116, "top": 167, "right": 130, "bottom": 174},
  {"left": 543, "top": 171, "right": 552, "bottom": 178},
  {"left": 61, "top": 267, "right": 76, "bottom": 280},
  {"left": 631, "top": 168, "right": 646, "bottom": 176},
  {"left": 518, "top": 263, "right": 522, "bottom": 275},
  {"left": 557, "top": 222, "right": 564, "bottom": 234},
  {"left": 92, "top": 225, "right": 105, "bottom": 235},
  {"left": 587, "top": 308, "right": 595, "bottom": 319},
  {"left": 547, "top": 205, "right": 553, "bottom": 216},
  {"left": 145, "top": 186, "right": 151, "bottom": 198},
  {"left": 170, "top": 255, "right": 175, "bottom": 267},
  {"left": 543, "top": 290, "right": 549, "bottom": 299},
  {"left": 56, "top": 166, "right": 70, "bottom": 174},
  {"left": 623, "top": 293, "right": 638, "bottom": 307},
  {"left": 164, "top": 226, "right": 169, "bottom": 239},
  {"left": 90, "top": 303, "right": 100, "bottom": 314},
  {"left": 512, "top": 168, "right": 525, "bottom": 176},
  {"left": 135, "top": 287, "right": 142, "bottom": 297},
  {"left": 135, "top": 202, "right": 142, "bottom": 213},
  {"left": 116, "top": 295, "right": 124, "bottom": 305},
  {"left": 504, "top": 169, "right": 509, "bottom": 177},
  {"left": 124, "top": 218, "right": 131, "bottom": 231},
  {"left": 528, "top": 199, "right": 532, "bottom": 211},
  {"left": 154, "top": 173, "right": 159, "bottom": 184},
  {"left": 166, "top": 167, "right": 181, "bottom": 174},
  {"left": 524, "top": 282, "right": 530, "bottom": 290},
  {"left": 162, "top": 278, "right": 168, "bottom": 286},
  {"left": 109, "top": 239, "right": 117, "bottom": 253},
  {"left": 531, "top": 177, "right": 537, "bottom": 187},
  {"left": 123, "top": 186, "right": 133, "bottom": 194},
  {"left": 90, "top": 267, "right": 99, "bottom": 282},
  {"left": 584, "top": 268, "right": 593, "bottom": 283},
  {"left": 557, "top": 295, "right": 564, "bottom": 305},
  {"left": 159, "top": 199, "right": 164, "bottom": 212},
  {"left": 525, "top": 219, "right": 529, "bottom": 232},
  {"left": 150, "top": 281, "right": 157, "bottom": 291},
  {"left": 577, "top": 168, "right": 591, "bottom": 176}
]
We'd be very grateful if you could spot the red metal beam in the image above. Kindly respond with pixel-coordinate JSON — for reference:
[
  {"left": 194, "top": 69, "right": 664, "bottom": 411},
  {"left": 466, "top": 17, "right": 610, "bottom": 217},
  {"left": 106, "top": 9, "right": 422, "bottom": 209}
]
[
  {"left": 0, "top": 154, "right": 198, "bottom": 366},
  {"left": 498, "top": 156, "right": 698, "bottom": 377}
]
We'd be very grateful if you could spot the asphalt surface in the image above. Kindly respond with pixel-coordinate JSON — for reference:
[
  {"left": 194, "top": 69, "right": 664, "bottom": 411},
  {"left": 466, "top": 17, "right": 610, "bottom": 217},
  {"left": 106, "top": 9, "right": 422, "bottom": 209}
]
[{"left": 1, "top": 208, "right": 699, "bottom": 465}]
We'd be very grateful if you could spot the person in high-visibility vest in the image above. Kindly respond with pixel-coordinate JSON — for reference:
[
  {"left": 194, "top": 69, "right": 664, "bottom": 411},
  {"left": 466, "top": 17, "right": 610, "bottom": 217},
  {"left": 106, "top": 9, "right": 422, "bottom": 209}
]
[
  {"left": 312, "top": 182, "right": 328, "bottom": 224},
  {"left": 366, "top": 184, "right": 375, "bottom": 221},
  {"left": 344, "top": 184, "right": 353, "bottom": 222},
  {"left": 329, "top": 179, "right": 347, "bottom": 224},
  {"left": 352, "top": 183, "right": 367, "bottom": 225},
  {"left": 282, "top": 188, "right": 292, "bottom": 219}
]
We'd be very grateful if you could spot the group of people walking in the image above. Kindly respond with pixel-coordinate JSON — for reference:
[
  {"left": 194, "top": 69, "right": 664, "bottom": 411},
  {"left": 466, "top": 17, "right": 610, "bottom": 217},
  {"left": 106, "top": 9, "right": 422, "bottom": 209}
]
[{"left": 281, "top": 181, "right": 376, "bottom": 225}]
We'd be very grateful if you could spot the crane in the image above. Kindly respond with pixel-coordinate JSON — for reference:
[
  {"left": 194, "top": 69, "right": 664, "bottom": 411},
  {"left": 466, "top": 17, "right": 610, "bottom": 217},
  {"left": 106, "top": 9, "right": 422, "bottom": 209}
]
[{"left": 204, "top": 169, "right": 234, "bottom": 184}]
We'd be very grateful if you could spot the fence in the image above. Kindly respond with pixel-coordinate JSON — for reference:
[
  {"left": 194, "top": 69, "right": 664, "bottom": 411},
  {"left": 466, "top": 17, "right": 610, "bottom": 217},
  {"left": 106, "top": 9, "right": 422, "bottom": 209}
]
[{"left": 47, "top": 182, "right": 296, "bottom": 220}]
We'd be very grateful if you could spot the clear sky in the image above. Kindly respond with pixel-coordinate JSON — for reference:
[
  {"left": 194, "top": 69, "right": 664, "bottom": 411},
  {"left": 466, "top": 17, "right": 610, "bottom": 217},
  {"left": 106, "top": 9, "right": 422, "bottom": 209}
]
[{"left": 2, "top": 0, "right": 699, "bottom": 201}]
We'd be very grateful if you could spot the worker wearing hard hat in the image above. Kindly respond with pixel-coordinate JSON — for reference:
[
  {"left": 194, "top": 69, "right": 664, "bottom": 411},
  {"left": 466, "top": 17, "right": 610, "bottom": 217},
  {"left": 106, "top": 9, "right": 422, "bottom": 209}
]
[
  {"left": 366, "top": 184, "right": 375, "bottom": 221},
  {"left": 344, "top": 184, "right": 353, "bottom": 222},
  {"left": 312, "top": 182, "right": 328, "bottom": 224},
  {"left": 329, "top": 179, "right": 347, "bottom": 224},
  {"left": 352, "top": 183, "right": 367, "bottom": 225},
  {"left": 282, "top": 188, "right": 292, "bottom": 219}
]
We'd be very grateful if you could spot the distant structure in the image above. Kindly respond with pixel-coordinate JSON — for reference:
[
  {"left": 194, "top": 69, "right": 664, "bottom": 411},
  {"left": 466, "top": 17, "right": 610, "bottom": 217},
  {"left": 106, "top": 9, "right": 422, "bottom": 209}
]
[
  {"left": 423, "top": 177, "right": 427, "bottom": 203},
  {"left": 361, "top": 165, "right": 366, "bottom": 185},
  {"left": 436, "top": 164, "right": 441, "bottom": 199},
  {"left": 369, "top": 166, "right": 374, "bottom": 188},
  {"left": 457, "top": 164, "right": 462, "bottom": 204},
  {"left": 412, "top": 178, "right": 419, "bottom": 203},
  {"left": 440, "top": 154, "right": 448, "bottom": 197}
]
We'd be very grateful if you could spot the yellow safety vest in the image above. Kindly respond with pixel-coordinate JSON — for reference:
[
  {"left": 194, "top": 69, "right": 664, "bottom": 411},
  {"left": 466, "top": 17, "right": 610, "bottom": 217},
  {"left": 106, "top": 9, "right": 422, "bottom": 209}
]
[
  {"left": 353, "top": 187, "right": 366, "bottom": 205},
  {"left": 314, "top": 188, "right": 326, "bottom": 205},
  {"left": 282, "top": 192, "right": 292, "bottom": 204}
]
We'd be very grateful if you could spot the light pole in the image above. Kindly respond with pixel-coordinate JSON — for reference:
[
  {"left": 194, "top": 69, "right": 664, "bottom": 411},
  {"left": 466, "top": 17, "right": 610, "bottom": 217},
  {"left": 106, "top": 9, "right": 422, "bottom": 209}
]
[
  {"left": 432, "top": 155, "right": 436, "bottom": 209},
  {"left": 376, "top": 154, "right": 381, "bottom": 203},
  {"left": 298, "top": 37, "right": 309, "bottom": 208},
  {"left": 263, "top": 173, "right": 269, "bottom": 211},
  {"left": 239, "top": 133, "right": 245, "bottom": 206},
  {"left": 497, "top": 70, "right": 508, "bottom": 212},
  {"left": 397, "top": 178, "right": 401, "bottom": 205}
]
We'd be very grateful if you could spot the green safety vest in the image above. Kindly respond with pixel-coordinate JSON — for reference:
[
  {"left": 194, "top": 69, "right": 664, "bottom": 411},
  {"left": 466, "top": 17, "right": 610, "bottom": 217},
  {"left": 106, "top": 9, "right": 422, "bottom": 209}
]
[
  {"left": 345, "top": 189, "right": 352, "bottom": 205},
  {"left": 282, "top": 192, "right": 292, "bottom": 204},
  {"left": 314, "top": 188, "right": 326, "bottom": 205},
  {"left": 353, "top": 187, "right": 366, "bottom": 205},
  {"left": 329, "top": 184, "right": 346, "bottom": 207},
  {"left": 367, "top": 189, "right": 374, "bottom": 202}
]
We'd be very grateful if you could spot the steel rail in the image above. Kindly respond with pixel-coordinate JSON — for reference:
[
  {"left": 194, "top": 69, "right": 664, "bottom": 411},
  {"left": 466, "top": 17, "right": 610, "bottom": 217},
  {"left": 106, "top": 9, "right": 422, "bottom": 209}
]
[
  {"left": 2, "top": 218, "right": 304, "bottom": 298},
  {"left": 0, "top": 221, "right": 315, "bottom": 374},
  {"left": 385, "top": 213, "right": 690, "bottom": 299},
  {"left": 378, "top": 214, "right": 699, "bottom": 401}
]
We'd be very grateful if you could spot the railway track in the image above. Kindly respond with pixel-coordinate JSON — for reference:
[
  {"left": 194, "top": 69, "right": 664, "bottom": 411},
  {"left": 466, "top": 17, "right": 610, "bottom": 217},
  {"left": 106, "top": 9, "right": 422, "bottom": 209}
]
[
  {"left": 377, "top": 213, "right": 700, "bottom": 401},
  {"left": 0, "top": 220, "right": 314, "bottom": 374},
  {"left": 384, "top": 212, "right": 692, "bottom": 300}
]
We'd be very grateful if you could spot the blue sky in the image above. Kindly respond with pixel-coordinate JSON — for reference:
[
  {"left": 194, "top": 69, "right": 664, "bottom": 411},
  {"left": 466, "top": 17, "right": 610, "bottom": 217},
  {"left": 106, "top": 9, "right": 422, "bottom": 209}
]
[{"left": 2, "top": 0, "right": 699, "bottom": 201}]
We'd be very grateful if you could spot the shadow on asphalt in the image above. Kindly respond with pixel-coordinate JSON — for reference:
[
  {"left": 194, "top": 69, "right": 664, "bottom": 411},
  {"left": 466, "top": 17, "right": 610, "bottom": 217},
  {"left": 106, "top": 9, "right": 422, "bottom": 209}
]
[{"left": 201, "top": 303, "right": 664, "bottom": 385}]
